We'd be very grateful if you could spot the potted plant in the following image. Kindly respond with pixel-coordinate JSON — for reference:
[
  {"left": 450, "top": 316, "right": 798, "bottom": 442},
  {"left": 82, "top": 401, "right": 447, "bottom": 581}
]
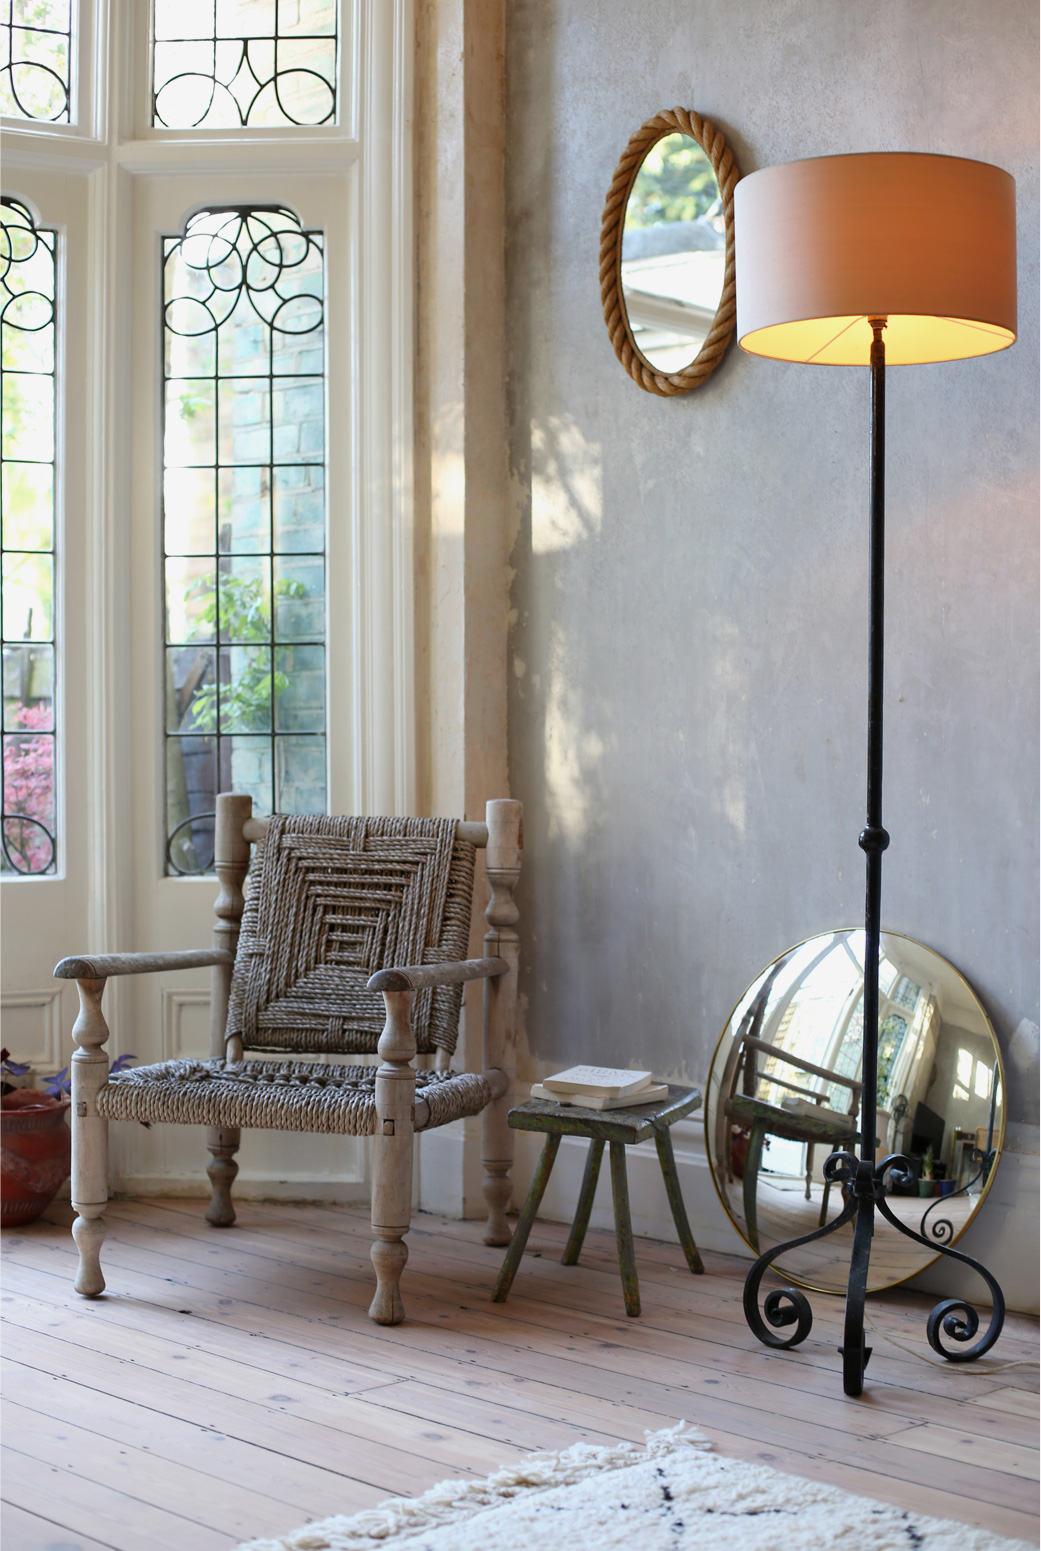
[
  {"left": 1, "top": 1049, "right": 135, "bottom": 1228},
  {"left": 917, "top": 1145, "right": 937, "bottom": 1198}
]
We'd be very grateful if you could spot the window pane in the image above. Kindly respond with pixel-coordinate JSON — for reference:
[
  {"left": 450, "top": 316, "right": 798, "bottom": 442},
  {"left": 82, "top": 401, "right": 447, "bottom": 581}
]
[
  {"left": 153, "top": 0, "right": 337, "bottom": 128},
  {"left": 1, "top": 198, "right": 57, "bottom": 875},
  {"left": 277, "top": 733, "right": 325, "bottom": 814},
  {"left": 1, "top": 1, "right": 73, "bottom": 124},
  {"left": 166, "top": 735, "right": 216, "bottom": 875},
  {"left": 163, "top": 207, "right": 327, "bottom": 869}
]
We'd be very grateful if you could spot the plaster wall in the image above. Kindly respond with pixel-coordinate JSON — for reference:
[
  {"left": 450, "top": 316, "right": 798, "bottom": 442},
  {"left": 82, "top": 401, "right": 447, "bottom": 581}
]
[{"left": 503, "top": 0, "right": 1039, "bottom": 1302}]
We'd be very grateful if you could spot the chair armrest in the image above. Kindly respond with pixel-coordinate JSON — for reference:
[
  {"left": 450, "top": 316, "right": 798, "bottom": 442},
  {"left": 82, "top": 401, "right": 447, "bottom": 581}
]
[
  {"left": 367, "top": 956, "right": 507, "bottom": 993},
  {"left": 54, "top": 949, "right": 234, "bottom": 980}
]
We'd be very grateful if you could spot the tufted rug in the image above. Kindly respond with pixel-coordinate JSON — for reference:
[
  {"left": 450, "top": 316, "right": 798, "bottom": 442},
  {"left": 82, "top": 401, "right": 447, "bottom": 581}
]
[{"left": 235, "top": 1422, "right": 1032, "bottom": 1551}]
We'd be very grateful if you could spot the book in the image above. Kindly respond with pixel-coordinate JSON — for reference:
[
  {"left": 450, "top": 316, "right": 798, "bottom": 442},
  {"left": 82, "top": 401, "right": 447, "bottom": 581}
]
[
  {"left": 542, "top": 1066, "right": 654, "bottom": 1100},
  {"left": 530, "top": 1081, "right": 669, "bottom": 1111}
]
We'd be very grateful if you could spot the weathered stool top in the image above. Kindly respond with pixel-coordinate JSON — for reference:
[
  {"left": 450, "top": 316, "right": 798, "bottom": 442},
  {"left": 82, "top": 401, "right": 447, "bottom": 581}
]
[{"left": 508, "top": 1083, "right": 701, "bottom": 1145}]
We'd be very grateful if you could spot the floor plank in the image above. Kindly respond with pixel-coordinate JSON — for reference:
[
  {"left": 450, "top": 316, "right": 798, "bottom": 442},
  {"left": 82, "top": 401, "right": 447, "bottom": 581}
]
[
  {"left": 2, "top": 1200, "right": 1037, "bottom": 1550},
  {"left": 1, "top": 1499, "right": 120, "bottom": 1551},
  {"left": 1, "top": 1445, "right": 231, "bottom": 1551}
]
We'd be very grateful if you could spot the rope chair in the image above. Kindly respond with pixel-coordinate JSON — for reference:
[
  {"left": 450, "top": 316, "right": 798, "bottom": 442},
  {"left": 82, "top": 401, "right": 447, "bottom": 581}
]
[{"left": 56, "top": 793, "right": 522, "bottom": 1325}]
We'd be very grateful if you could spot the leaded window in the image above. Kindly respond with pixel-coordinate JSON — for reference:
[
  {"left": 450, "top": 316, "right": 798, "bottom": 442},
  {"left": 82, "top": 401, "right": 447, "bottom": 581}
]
[
  {"left": 1, "top": 1, "right": 73, "bottom": 123},
  {"left": 1, "top": 196, "right": 57, "bottom": 874},
  {"left": 153, "top": 0, "right": 337, "bottom": 129},
  {"left": 163, "top": 206, "right": 326, "bottom": 874}
]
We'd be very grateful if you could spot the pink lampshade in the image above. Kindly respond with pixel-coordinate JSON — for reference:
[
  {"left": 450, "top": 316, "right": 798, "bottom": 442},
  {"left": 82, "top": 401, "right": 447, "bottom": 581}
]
[{"left": 735, "top": 152, "right": 1017, "bottom": 365}]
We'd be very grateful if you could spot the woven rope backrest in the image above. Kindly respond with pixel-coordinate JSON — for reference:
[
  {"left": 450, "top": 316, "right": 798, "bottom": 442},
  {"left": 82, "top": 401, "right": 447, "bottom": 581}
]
[{"left": 225, "top": 815, "right": 476, "bottom": 1056}]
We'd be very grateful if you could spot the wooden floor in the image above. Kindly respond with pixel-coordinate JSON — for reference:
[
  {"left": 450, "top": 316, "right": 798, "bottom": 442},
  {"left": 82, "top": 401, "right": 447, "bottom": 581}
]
[{"left": 2, "top": 1198, "right": 1038, "bottom": 1550}]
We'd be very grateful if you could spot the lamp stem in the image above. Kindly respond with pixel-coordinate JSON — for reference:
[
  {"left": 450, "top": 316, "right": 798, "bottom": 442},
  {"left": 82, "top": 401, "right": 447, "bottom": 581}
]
[
  {"left": 741, "top": 313, "right": 1006, "bottom": 1400},
  {"left": 859, "top": 317, "right": 890, "bottom": 1165}
]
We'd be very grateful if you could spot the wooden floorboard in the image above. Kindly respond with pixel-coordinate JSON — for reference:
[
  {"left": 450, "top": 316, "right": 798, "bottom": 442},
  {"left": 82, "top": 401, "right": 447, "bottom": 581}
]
[{"left": 1, "top": 1199, "right": 1037, "bottom": 1549}]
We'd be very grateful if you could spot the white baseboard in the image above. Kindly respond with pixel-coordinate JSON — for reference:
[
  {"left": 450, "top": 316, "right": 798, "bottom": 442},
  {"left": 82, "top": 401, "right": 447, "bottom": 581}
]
[{"left": 105, "top": 1174, "right": 373, "bottom": 1204}]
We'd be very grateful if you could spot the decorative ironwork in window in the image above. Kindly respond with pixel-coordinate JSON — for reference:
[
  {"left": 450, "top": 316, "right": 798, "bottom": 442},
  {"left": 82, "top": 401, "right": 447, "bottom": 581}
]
[
  {"left": 152, "top": 0, "right": 337, "bottom": 129},
  {"left": 163, "top": 206, "right": 326, "bottom": 875},
  {"left": 876, "top": 1011, "right": 909, "bottom": 1110},
  {"left": 1, "top": 1, "right": 73, "bottom": 123},
  {"left": 1, "top": 196, "right": 58, "bottom": 874}
]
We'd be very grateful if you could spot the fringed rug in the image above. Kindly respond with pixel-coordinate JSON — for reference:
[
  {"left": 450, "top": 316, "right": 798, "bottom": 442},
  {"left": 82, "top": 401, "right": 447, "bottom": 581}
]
[{"left": 235, "top": 1422, "right": 1032, "bottom": 1551}]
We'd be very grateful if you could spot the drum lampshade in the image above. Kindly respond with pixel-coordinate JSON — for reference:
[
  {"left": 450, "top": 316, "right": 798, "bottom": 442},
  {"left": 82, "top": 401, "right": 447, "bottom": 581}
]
[{"left": 735, "top": 152, "right": 1016, "bottom": 366}]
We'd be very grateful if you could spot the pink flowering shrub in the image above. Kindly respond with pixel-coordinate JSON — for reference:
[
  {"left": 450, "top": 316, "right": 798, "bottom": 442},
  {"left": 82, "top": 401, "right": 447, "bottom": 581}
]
[{"left": 2, "top": 702, "right": 55, "bottom": 873}]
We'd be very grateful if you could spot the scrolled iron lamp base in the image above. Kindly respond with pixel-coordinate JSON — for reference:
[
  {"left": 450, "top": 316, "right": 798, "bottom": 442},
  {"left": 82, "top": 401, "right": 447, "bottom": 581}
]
[{"left": 743, "top": 1149, "right": 1006, "bottom": 1396}]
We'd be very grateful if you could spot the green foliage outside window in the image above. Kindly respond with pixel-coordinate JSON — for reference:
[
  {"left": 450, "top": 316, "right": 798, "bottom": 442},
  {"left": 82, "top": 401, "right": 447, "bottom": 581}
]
[
  {"left": 624, "top": 134, "right": 719, "bottom": 230},
  {"left": 183, "top": 573, "right": 306, "bottom": 733}
]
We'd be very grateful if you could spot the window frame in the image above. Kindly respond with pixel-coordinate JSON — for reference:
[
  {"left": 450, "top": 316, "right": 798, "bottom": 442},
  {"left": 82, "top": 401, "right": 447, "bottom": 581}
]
[
  {"left": 0, "top": 193, "right": 62, "bottom": 875},
  {"left": 1, "top": 0, "right": 416, "bottom": 893}
]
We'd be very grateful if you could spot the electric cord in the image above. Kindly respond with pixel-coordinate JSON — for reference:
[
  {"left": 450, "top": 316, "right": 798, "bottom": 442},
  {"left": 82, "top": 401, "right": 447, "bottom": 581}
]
[{"left": 865, "top": 1313, "right": 1041, "bottom": 1373}]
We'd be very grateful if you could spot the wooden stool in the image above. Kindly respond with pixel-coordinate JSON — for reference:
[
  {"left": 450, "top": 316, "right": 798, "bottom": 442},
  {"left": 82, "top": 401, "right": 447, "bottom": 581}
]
[{"left": 491, "top": 1085, "right": 704, "bottom": 1317}]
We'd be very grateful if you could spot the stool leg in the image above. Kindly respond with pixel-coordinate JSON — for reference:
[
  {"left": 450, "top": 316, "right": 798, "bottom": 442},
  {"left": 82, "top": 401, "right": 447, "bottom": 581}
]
[
  {"left": 492, "top": 1133, "right": 561, "bottom": 1303},
  {"left": 819, "top": 1177, "right": 832, "bottom": 1227},
  {"left": 654, "top": 1127, "right": 704, "bottom": 1274},
  {"left": 609, "top": 1141, "right": 640, "bottom": 1317},
  {"left": 562, "top": 1138, "right": 604, "bottom": 1266}
]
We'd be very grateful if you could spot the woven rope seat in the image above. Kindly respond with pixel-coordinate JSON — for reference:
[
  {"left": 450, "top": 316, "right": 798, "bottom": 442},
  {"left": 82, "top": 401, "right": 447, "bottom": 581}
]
[{"left": 98, "top": 1060, "right": 491, "bottom": 1135}]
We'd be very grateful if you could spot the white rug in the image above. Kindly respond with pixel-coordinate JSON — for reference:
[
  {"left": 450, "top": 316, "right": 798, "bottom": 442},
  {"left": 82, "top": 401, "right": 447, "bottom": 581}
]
[{"left": 235, "top": 1422, "right": 1033, "bottom": 1551}]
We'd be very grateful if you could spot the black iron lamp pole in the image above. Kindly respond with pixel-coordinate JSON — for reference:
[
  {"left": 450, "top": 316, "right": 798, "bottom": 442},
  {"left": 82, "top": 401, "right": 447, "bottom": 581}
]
[{"left": 741, "top": 320, "right": 1007, "bottom": 1397}]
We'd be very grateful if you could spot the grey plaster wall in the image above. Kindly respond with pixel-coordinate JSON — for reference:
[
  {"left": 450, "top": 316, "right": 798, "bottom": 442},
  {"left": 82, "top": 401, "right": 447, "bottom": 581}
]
[{"left": 504, "top": 0, "right": 1039, "bottom": 1130}]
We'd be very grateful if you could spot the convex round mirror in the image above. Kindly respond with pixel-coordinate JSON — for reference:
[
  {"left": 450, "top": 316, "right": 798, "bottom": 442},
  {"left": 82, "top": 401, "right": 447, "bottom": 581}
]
[
  {"left": 600, "top": 107, "right": 740, "bottom": 395},
  {"left": 705, "top": 930, "right": 1006, "bottom": 1293}
]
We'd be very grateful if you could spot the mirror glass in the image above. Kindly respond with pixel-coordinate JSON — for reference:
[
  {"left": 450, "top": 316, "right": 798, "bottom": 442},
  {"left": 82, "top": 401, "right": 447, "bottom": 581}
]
[
  {"left": 621, "top": 131, "right": 725, "bottom": 373},
  {"left": 705, "top": 930, "right": 1005, "bottom": 1292}
]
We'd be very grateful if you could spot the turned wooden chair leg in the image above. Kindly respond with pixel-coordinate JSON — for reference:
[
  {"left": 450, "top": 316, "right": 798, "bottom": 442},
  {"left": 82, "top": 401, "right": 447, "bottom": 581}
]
[
  {"left": 492, "top": 1132, "right": 561, "bottom": 1302},
  {"left": 70, "top": 977, "right": 110, "bottom": 1297},
  {"left": 654, "top": 1126, "right": 704, "bottom": 1274},
  {"left": 369, "top": 988, "right": 416, "bottom": 1326},
  {"left": 562, "top": 1137, "right": 604, "bottom": 1266},
  {"left": 206, "top": 1125, "right": 240, "bottom": 1226},
  {"left": 609, "top": 1140, "right": 640, "bottom": 1317}
]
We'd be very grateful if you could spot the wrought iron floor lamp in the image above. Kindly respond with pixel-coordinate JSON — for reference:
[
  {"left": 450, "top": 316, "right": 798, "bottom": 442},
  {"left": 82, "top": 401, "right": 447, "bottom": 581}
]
[{"left": 731, "top": 152, "right": 1018, "bottom": 1397}]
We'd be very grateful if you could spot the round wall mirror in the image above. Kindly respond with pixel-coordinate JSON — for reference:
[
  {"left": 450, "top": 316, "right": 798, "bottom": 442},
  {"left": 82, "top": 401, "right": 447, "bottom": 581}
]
[
  {"left": 705, "top": 930, "right": 1006, "bottom": 1292},
  {"left": 600, "top": 107, "right": 740, "bottom": 395}
]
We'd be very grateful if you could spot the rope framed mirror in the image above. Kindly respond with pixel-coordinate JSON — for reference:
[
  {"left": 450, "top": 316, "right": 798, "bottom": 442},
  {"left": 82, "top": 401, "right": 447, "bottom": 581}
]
[{"left": 599, "top": 108, "right": 741, "bottom": 396}]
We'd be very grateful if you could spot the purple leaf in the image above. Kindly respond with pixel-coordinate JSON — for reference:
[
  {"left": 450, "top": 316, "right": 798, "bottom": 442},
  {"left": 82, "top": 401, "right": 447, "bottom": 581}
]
[
  {"left": 42, "top": 1066, "right": 71, "bottom": 1097},
  {"left": 110, "top": 1054, "right": 137, "bottom": 1075}
]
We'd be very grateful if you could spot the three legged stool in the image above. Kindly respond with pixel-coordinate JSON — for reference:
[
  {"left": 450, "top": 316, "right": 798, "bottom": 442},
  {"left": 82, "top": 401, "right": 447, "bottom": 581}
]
[{"left": 492, "top": 1084, "right": 704, "bottom": 1316}]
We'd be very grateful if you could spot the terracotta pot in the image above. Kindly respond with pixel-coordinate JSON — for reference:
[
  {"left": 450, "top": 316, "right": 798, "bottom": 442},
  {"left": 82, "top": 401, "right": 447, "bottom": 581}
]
[{"left": 1, "top": 1099, "right": 72, "bottom": 1227}]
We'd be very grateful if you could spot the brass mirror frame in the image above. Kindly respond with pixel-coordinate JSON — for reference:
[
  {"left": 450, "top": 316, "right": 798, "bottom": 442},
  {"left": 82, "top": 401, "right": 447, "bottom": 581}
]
[
  {"left": 704, "top": 929, "right": 1008, "bottom": 1295},
  {"left": 599, "top": 107, "right": 741, "bottom": 396}
]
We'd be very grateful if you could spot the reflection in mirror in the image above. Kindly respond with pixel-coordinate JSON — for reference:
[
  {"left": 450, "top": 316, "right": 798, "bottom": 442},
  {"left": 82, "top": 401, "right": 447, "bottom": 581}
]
[
  {"left": 622, "top": 132, "right": 725, "bottom": 373},
  {"left": 706, "top": 931, "right": 1005, "bottom": 1292}
]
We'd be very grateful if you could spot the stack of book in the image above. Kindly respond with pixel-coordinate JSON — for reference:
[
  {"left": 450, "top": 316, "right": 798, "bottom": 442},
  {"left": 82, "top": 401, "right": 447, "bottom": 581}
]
[{"left": 529, "top": 1066, "right": 668, "bottom": 1112}]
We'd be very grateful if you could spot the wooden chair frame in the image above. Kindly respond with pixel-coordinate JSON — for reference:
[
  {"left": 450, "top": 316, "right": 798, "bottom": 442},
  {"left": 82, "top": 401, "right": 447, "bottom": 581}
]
[{"left": 56, "top": 795, "right": 522, "bottom": 1325}]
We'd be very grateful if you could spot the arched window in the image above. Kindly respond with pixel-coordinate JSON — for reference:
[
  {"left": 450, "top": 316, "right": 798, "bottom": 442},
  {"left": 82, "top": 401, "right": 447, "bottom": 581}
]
[
  {"left": 163, "top": 205, "right": 326, "bottom": 874},
  {"left": 1, "top": 196, "right": 57, "bottom": 874}
]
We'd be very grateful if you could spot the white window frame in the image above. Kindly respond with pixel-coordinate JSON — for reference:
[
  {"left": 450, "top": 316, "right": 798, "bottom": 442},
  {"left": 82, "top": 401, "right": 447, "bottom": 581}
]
[{"left": 1, "top": 0, "right": 415, "bottom": 1103}]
